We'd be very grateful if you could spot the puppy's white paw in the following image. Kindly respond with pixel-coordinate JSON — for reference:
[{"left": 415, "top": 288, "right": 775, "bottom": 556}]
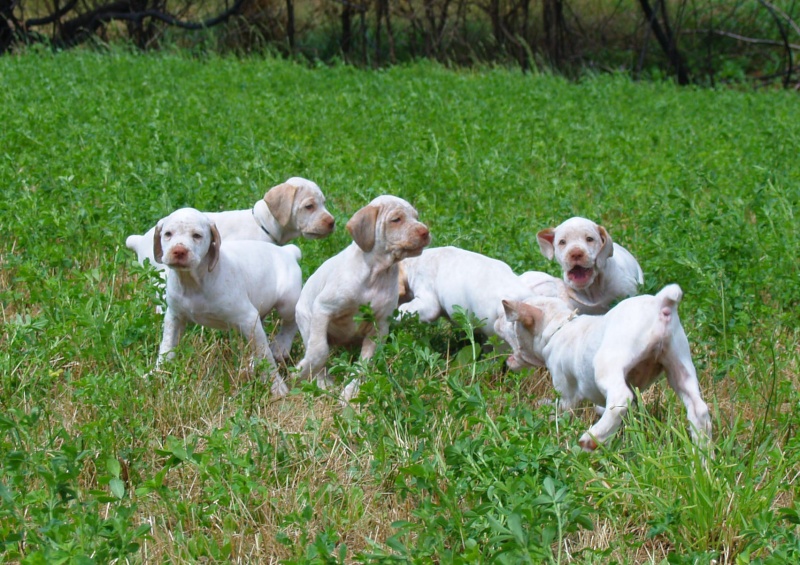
[
  {"left": 271, "top": 375, "right": 289, "bottom": 398},
  {"left": 578, "top": 434, "right": 598, "bottom": 452},
  {"left": 316, "top": 373, "right": 334, "bottom": 390},
  {"left": 340, "top": 379, "right": 361, "bottom": 406}
]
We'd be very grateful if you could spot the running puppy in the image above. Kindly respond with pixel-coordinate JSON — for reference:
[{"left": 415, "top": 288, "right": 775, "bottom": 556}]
[
  {"left": 495, "top": 284, "right": 712, "bottom": 451},
  {"left": 398, "top": 246, "right": 535, "bottom": 339}
]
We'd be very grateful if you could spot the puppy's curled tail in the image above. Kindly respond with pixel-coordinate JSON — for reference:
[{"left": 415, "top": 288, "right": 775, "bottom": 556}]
[
  {"left": 656, "top": 284, "right": 683, "bottom": 321},
  {"left": 284, "top": 243, "right": 302, "bottom": 262},
  {"left": 125, "top": 234, "right": 143, "bottom": 251}
]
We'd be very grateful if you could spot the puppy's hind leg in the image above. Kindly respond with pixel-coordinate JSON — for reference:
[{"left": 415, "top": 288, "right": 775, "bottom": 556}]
[
  {"left": 581, "top": 364, "right": 634, "bottom": 451},
  {"left": 297, "top": 314, "right": 333, "bottom": 390},
  {"left": 664, "top": 327, "right": 712, "bottom": 448},
  {"left": 271, "top": 299, "right": 299, "bottom": 365}
]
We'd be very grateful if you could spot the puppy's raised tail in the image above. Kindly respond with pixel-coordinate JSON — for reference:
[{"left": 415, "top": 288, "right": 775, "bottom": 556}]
[
  {"left": 656, "top": 284, "right": 683, "bottom": 321},
  {"left": 284, "top": 243, "right": 302, "bottom": 262},
  {"left": 125, "top": 234, "right": 143, "bottom": 251}
]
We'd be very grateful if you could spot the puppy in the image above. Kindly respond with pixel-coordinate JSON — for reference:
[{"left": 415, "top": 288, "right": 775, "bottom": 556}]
[
  {"left": 126, "top": 177, "right": 335, "bottom": 270},
  {"left": 398, "top": 246, "right": 536, "bottom": 338},
  {"left": 295, "top": 196, "right": 430, "bottom": 402},
  {"left": 153, "top": 208, "right": 302, "bottom": 397},
  {"left": 494, "top": 284, "right": 712, "bottom": 451},
  {"left": 527, "top": 216, "right": 644, "bottom": 314}
]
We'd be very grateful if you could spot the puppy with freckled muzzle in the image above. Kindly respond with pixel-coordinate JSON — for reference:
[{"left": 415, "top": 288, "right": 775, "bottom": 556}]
[
  {"left": 520, "top": 217, "right": 644, "bottom": 315},
  {"left": 152, "top": 207, "right": 302, "bottom": 397},
  {"left": 294, "top": 195, "right": 430, "bottom": 403}
]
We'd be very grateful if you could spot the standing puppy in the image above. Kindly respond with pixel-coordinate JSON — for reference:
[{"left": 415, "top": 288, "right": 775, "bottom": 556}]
[
  {"left": 126, "top": 177, "right": 335, "bottom": 270},
  {"left": 494, "top": 285, "right": 712, "bottom": 451},
  {"left": 154, "top": 208, "right": 302, "bottom": 397},
  {"left": 295, "top": 196, "right": 430, "bottom": 402},
  {"left": 523, "top": 217, "right": 643, "bottom": 314},
  {"left": 398, "top": 246, "right": 536, "bottom": 339}
]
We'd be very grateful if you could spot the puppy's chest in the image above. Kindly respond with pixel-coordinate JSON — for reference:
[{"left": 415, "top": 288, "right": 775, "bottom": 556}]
[
  {"left": 361, "top": 281, "right": 399, "bottom": 314},
  {"left": 168, "top": 288, "right": 236, "bottom": 329}
]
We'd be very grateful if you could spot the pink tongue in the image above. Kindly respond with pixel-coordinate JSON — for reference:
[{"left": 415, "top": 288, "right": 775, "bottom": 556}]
[{"left": 570, "top": 267, "right": 590, "bottom": 281}]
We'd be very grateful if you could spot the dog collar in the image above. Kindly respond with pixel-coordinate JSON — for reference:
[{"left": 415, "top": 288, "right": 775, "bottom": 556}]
[
  {"left": 549, "top": 309, "right": 580, "bottom": 339},
  {"left": 252, "top": 205, "right": 278, "bottom": 242}
]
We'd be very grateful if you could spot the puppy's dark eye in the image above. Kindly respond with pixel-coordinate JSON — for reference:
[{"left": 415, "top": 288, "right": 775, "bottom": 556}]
[
  {"left": 192, "top": 233, "right": 203, "bottom": 240},
  {"left": 586, "top": 236, "right": 595, "bottom": 243},
  {"left": 391, "top": 216, "right": 402, "bottom": 223},
  {"left": 164, "top": 231, "right": 173, "bottom": 238},
  {"left": 304, "top": 203, "right": 315, "bottom": 211},
  {"left": 558, "top": 239, "right": 566, "bottom": 246}
]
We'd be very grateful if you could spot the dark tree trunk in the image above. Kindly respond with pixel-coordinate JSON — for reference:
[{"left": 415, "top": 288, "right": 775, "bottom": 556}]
[
  {"left": 0, "top": 0, "right": 18, "bottom": 54},
  {"left": 638, "top": 0, "right": 690, "bottom": 85},
  {"left": 286, "top": 0, "right": 295, "bottom": 52},
  {"left": 489, "top": 0, "right": 501, "bottom": 47},
  {"left": 341, "top": 3, "right": 353, "bottom": 57},
  {"left": 543, "top": 0, "right": 566, "bottom": 67},
  {"left": 521, "top": 0, "right": 530, "bottom": 71},
  {"left": 360, "top": 2, "right": 367, "bottom": 64}
]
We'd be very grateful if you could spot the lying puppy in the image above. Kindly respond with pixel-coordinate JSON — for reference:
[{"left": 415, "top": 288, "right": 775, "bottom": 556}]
[
  {"left": 524, "top": 216, "right": 643, "bottom": 314},
  {"left": 494, "top": 284, "right": 712, "bottom": 451},
  {"left": 153, "top": 207, "right": 302, "bottom": 397},
  {"left": 398, "top": 246, "right": 536, "bottom": 339},
  {"left": 295, "top": 195, "right": 430, "bottom": 402},
  {"left": 126, "top": 176, "right": 335, "bottom": 270}
]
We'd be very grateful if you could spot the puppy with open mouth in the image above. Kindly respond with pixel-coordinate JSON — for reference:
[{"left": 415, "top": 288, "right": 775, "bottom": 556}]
[{"left": 523, "top": 216, "right": 644, "bottom": 315}]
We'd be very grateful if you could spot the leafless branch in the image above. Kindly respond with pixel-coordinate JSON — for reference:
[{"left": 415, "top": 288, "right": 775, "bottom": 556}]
[{"left": 682, "top": 28, "right": 800, "bottom": 51}]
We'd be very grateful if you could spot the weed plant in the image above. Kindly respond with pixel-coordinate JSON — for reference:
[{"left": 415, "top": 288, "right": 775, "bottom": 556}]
[{"left": 1, "top": 51, "right": 798, "bottom": 562}]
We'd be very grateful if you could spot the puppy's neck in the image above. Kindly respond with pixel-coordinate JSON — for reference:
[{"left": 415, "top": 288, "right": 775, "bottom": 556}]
[
  {"left": 168, "top": 255, "right": 215, "bottom": 290},
  {"left": 355, "top": 245, "right": 399, "bottom": 285},
  {"left": 170, "top": 267, "right": 204, "bottom": 290},
  {"left": 252, "top": 200, "right": 299, "bottom": 245},
  {"left": 540, "top": 307, "right": 579, "bottom": 344}
]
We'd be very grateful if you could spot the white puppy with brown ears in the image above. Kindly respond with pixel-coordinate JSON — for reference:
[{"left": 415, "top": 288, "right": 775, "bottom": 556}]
[
  {"left": 126, "top": 176, "right": 335, "bottom": 270},
  {"left": 153, "top": 207, "right": 302, "bottom": 397},
  {"left": 494, "top": 284, "right": 712, "bottom": 452},
  {"left": 397, "top": 246, "right": 536, "bottom": 339},
  {"left": 521, "top": 217, "right": 643, "bottom": 314},
  {"left": 295, "top": 195, "right": 430, "bottom": 402}
]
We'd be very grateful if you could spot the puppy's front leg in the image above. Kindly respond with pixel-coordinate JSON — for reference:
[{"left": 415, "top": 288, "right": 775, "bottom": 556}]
[
  {"left": 155, "top": 309, "right": 187, "bottom": 370},
  {"left": 341, "top": 319, "right": 386, "bottom": 404},
  {"left": 398, "top": 294, "right": 441, "bottom": 323},
  {"left": 238, "top": 314, "right": 288, "bottom": 398}
]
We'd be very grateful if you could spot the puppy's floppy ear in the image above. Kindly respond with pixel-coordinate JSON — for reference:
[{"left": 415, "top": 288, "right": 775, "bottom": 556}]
[
  {"left": 501, "top": 299, "right": 542, "bottom": 330},
  {"left": 346, "top": 204, "right": 379, "bottom": 252},
  {"left": 595, "top": 225, "right": 614, "bottom": 270},
  {"left": 264, "top": 182, "right": 299, "bottom": 227},
  {"left": 153, "top": 220, "right": 164, "bottom": 264},
  {"left": 207, "top": 222, "right": 221, "bottom": 272},
  {"left": 537, "top": 228, "right": 556, "bottom": 260}
]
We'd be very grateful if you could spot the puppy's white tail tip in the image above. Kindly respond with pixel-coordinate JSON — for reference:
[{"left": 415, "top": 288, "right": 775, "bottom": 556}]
[
  {"left": 125, "top": 234, "right": 142, "bottom": 250},
  {"left": 657, "top": 284, "right": 683, "bottom": 313},
  {"left": 285, "top": 243, "right": 302, "bottom": 261}
]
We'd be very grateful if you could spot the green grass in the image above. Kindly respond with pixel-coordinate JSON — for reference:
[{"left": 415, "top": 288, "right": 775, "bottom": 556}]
[{"left": 1, "top": 50, "right": 799, "bottom": 563}]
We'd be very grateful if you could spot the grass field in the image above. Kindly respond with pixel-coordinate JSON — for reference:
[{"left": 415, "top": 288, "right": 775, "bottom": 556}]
[{"left": 1, "top": 51, "right": 799, "bottom": 563}]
